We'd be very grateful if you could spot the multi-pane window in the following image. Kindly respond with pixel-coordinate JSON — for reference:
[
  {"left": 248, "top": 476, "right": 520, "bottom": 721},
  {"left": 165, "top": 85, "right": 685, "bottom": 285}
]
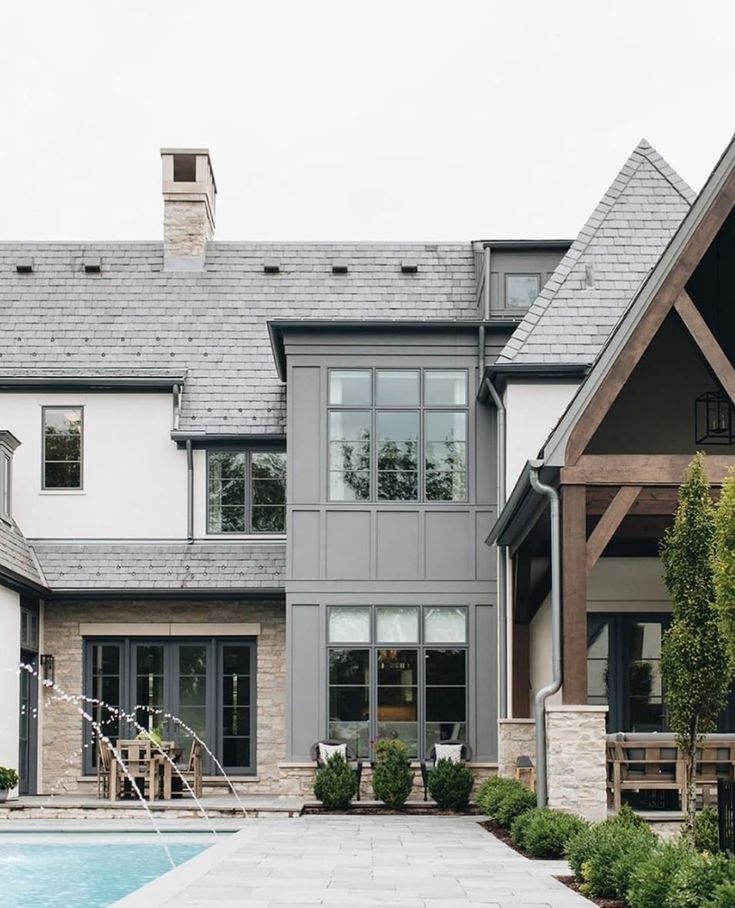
[
  {"left": 327, "top": 605, "right": 468, "bottom": 758},
  {"left": 0, "top": 452, "right": 9, "bottom": 519},
  {"left": 207, "top": 451, "right": 286, "bottom": 534},
  {"left": 84, "top": 637, "right": 255, "bottom": 775},
  {"left": 42, "top": 407, "right": 83, "bottom": 489},
  {"left": 328, "top": 369, "right": 468, "bottom": 502},
  {"left": 505, "top": 273, "right": 540, "bottom": 308}
]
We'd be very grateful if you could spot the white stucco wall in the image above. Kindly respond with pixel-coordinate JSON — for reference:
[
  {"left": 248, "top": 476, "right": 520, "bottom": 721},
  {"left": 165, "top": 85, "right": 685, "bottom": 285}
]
[
  {"left": 528, "top": 558, "right": 672, "bottom": 705},
  {"left": 0, "top": 586, "right": 20, "bottom": 785},
  {"left": 2, "top": 392, "right": 187, "bottom": 538},
  {"left": 504, "top": 381, "right": 579, "bottom": 492}
]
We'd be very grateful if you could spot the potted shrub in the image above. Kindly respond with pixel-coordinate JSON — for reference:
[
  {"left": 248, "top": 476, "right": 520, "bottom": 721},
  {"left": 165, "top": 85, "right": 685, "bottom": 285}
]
[
  {"left": 0, "top": 767, "right": 19, "bottom": 801},
  {"left": 372, "top": 739, "right": 413, "bottom": 808},
  {"left": 313, "top": 753, "right": 357, "bottom": 810}
]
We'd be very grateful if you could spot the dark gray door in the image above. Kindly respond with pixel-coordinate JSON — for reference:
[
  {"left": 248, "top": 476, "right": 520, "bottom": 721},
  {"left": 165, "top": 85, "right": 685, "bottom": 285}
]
[{"left": 18, "top": 650, "right": 38, "bottom": 795}]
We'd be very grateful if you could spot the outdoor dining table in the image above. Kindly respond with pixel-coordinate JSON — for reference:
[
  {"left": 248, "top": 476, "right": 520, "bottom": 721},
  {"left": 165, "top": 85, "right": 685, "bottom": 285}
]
[{"left": 110, "top": 739, "right": 183, "bottom": 802}]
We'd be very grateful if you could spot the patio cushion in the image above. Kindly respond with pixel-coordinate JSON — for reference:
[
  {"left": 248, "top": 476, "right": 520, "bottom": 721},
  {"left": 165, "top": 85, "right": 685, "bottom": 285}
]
[
  {"left": 435, "top": 743, "right": 462, "bottom": 763},
  {"left": 318, "top": 742, "right": 347, "bottom": 764}
]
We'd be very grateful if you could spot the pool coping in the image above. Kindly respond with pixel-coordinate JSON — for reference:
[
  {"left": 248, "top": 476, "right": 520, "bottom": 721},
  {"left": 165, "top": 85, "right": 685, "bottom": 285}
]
[{"left": 110, "top": 824, "right": 258, "bottom": 907}]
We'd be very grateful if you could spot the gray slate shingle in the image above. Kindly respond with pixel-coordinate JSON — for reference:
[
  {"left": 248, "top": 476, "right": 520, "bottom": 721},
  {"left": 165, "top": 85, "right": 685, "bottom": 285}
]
[
  {"left": 0, "top": 243, "right": 476, "bottom": 434},
  {"left": 0, "top": 521, "right": 44, "bottom": 587},
  {"left": 30, "top": 541, "right": 285, "bottom": 591},
  {"left": 498, "top": 141, "right": 694, "bottom": 364}
]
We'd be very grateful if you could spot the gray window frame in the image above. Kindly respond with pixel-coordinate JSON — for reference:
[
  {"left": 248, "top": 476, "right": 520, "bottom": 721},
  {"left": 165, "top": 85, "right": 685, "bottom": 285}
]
[
  {"left": 326, "top": 605, "right": 469, "bottom": 759},
  {"left": 206, "top": 448, "right": 286, "bottom": 535},
  {"left": 81, "top": 636, "right": 257, "bottom": 776},
  {"left": 504, "top": 272, "right": 541, "bottom": 309},
  {"left": 41, "top": 405, "right": 84, "bottom": 490},
  {"left": 327, "top": 368, "right": 469, "bottom": 503}
]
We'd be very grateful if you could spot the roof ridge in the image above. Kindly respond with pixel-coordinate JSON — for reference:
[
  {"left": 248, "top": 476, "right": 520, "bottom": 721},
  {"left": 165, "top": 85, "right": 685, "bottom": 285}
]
[{"left": 497, "top": 140, "right": 693, "bottom": 363}]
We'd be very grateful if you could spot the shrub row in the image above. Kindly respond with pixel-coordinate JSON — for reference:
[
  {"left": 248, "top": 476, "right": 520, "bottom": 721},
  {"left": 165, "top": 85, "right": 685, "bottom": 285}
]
[
  {"left": 314, "top": 740, "right": 475, "bottom": 810},
  {"left": 563, "top": 803, "right": 735, "bottom": 908}
]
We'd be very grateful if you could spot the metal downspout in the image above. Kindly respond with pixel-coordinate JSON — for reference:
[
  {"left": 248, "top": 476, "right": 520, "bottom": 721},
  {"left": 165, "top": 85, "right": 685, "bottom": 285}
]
[
  {"left": 483, "top": 375, "right": 507, "bottom": 718},
  {"left": 528, "top": 461, "right": 561, "bottom": 807},
  {"left": 186, "top": 439, "right": 194, "bottom": 543}
]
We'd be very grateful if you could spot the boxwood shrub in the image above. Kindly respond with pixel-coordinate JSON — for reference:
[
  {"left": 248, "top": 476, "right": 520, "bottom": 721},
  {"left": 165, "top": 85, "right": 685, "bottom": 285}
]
[
  {"left": 477, "top": 776, "right": 531, "bottom": 821},
  {"left": 313, "top": 753, "right": 357, "bottom": 809},
  {"left": 627, "top": 840, "right": 691, "bottom": 908},
  {"left": 510, "top": 807, "right": 587, "bottom": 859},
  {"left": 427, "top": 759, "right": 474, "bottom": 810},
  {"left": 493, "top": 786, "right": 537, "bottom": 828},
  {"left": 565, "top": 813, "right": 657, "bottom": 901}
]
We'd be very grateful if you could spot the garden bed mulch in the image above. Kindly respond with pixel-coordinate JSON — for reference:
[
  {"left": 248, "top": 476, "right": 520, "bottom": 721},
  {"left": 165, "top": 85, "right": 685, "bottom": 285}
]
[
  {"left": 479, "top": 822, "right": 626, "bottom": 908},
  {"left": 304, "top": 804, "right": 483, "bottom": 816},
  {"left": 557, "top": 876, "right": 625, "bottom": 908}
]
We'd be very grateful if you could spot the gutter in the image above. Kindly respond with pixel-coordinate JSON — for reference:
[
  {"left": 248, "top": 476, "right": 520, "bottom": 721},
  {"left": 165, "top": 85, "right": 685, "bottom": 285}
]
[
  {"left": 528, "top": 460, "right": 561, "bottom": 808},
  {"left": 482, "top": 374, "right": 507, "bottom": 719}
]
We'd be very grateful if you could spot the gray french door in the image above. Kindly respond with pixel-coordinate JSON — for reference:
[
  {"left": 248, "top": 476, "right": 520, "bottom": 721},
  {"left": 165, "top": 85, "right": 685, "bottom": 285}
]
[
  {"left": 18, "top": 649, "right": 38, "bottom": 795},
  {"left": 84, "top": 637, "right": 256, "bottom": 776}
]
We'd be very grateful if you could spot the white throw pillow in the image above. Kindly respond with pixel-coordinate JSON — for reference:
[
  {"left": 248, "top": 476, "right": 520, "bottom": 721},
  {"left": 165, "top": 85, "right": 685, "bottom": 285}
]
[
  {"left": 318, "top": 742, "right": 347, "bottom": 764},
  {"left": 434, "top": 743, "right": 463, "bottom": 764}
]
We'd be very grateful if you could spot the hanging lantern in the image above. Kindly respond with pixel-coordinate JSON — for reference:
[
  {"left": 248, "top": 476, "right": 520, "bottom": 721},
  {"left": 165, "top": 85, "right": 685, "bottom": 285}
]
[{"left": 695, "top": 392, "right": 735, "bottom": 445}]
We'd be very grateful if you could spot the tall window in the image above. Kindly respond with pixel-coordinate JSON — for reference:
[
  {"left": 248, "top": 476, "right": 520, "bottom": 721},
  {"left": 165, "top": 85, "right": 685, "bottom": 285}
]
[
  {"left": 327, "top": 605, "right": 468, "bottom": 758},
  {"left": 328, "top": 369, "right": 468, "bottom": 502},
  {"left": 42, "top": 407, "right": 83, "bottom": 489},
  {"left": 0, "top": 452, "right": 9, "bottom": 519},
  {"left": 207, "top": 450, "right": 286, "bottom": 533}
]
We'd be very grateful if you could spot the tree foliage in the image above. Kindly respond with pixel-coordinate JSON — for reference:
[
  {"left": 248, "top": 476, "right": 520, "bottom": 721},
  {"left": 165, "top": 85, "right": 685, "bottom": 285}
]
[
  {"left": 660, "top": 454, "right": 733, "bottom": 833},
  {"left": 714, "top": 467, "right": 735, "bottom": 664}
]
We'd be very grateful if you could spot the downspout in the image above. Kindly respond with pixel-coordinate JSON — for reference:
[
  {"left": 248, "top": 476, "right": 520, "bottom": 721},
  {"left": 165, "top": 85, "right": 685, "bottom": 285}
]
[
  {"left": 483, "top": 375, "right": 507, "bottom": 718},
  {"left": 528, "top": 461, "right": 561, "bottom": 807},
  {"left": 186, "top": 439, "right": 194, "bottom": 544}
]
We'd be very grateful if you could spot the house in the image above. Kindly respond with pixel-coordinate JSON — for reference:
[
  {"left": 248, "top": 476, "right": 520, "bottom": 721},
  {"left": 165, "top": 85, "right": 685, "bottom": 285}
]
[{"left": 1, "top": 134, "right": 733, "bottom": 817}]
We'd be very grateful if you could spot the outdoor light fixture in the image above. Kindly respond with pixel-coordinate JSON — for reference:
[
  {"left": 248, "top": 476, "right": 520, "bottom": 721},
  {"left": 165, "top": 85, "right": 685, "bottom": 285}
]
[
  {"left": 695, "top": 391, "right": 735, "bottom": 445},
  {"left": 40, "top": 654, "right": 55, "bottom": 685}
]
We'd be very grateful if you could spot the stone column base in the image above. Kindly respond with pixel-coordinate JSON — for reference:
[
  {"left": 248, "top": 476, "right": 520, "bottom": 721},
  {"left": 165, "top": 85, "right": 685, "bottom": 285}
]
[
  {"left": 546, "top": 704, "right": 607, "bottom": 822},
  {"left": 497, "top": 719, "right": 536, "bottom": 779}
]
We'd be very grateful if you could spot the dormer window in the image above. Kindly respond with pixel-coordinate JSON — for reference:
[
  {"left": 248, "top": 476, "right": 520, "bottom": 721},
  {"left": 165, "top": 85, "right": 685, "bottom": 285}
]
[
  {"left": 505, "top": 273, "right": 540, "bottom": 308},
  {"left": 0, "top": 451, "right": 10, "bottom": 520},
  {"left": 42, "top": 407, "right": 83, "bottom": 490}
]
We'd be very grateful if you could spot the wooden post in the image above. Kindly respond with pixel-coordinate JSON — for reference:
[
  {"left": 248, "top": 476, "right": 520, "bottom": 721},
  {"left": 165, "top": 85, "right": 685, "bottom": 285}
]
[
  {"left": 512, "top": 552, "right": 532, "bottom": 718},
  {"left": 562, "top": 485, "right": 588, "bottom": 704}
]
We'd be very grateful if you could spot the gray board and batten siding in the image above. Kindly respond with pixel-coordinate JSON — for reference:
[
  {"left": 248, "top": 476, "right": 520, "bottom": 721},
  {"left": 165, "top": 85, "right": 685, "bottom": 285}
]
[{"left": 282, "top": 325, "right": 507, "bottom": 763}]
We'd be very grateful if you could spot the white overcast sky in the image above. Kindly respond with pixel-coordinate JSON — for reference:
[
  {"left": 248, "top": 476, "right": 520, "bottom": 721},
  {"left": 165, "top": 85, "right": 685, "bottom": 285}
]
[{"left": 2, "top": 1, "right": 734, "bottom": 242}]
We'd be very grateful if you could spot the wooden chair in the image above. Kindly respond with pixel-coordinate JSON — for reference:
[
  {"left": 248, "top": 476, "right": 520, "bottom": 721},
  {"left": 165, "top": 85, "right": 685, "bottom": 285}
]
[
  {"left": 96, "top": 737, "right": 121, "bottom": 800},
  {"left": 173, "top": 740, "right": 203, "bottom": 799},
  {"left": 114, "top": 738, "right": 155, "bottom": 801},
  {"left": 310, "top": 740, "right": 364, "bottom": 801},
  {"left": 420, "top": 740, "right": 473, "bottom": 801}
]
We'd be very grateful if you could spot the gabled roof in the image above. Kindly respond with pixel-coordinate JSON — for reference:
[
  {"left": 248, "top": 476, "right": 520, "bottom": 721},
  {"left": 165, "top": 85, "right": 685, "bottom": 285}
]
[
  {"left": 498, "top": 141, "right": 694, "bottom": 365},
  {"left": 0, "top": 243, "right": 477, "bottom": 434},
  {"left": 0, "top": 520, "right": 46, "bottom": 591}
]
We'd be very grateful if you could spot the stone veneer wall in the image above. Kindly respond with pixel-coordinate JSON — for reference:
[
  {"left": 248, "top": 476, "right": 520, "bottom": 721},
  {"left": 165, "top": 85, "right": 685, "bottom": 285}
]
[
  {"left": 497, "top": 718, "right": 536, "bottom": 778},
  {"left": 40, "top": 599, "right": 285, "bottom": 794},
  {"left": 545, "top": 704, "right": 607, "bottom": 822}
]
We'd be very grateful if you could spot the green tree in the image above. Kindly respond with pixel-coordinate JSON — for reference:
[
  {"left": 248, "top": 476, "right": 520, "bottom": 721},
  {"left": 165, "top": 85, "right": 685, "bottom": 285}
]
[
  {"left": 714, "top": 466, "right": 735, "bottom": 664},
  {"left": 660, "top": 454, "right": 733, "bottom": 835}
]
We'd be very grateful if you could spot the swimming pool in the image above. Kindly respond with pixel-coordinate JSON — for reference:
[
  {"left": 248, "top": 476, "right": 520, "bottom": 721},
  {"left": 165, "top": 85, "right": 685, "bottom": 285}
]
[{"left": 0, "top": 839, "right": 208, "bottom": 907}]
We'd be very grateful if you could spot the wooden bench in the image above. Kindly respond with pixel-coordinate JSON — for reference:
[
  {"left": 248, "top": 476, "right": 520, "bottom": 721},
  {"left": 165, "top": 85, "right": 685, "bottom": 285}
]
[{"left": 607, "top": 733, "right": 735, "bottom": 812}]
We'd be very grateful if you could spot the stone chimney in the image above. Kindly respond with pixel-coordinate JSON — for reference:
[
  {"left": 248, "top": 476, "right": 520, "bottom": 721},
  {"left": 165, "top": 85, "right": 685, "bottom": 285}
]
[{"left": 161, "top": 148, "right": 216, "bottom": 270}]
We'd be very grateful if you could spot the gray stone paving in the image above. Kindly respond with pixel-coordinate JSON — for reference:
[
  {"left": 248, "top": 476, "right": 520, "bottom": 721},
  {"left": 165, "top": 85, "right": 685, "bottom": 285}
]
[{"left": 115, "top": 815, "right": 594, "bottom": 908}]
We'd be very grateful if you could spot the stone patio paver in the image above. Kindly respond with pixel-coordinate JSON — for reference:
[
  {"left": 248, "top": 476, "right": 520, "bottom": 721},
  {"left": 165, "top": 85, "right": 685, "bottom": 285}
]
[{"left": 113, "top": 816, "right": 594, "bottom": 908}]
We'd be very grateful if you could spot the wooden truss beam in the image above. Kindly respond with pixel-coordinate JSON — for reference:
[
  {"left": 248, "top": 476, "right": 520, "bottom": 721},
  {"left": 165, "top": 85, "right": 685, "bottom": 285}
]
[
  {"left": 562, "top": 455, "right": 735, "bottom": 486},
  {"left": 674, "top": 289, "right": 735, "bottom": 406},
  {"left": 586, "top": 485, "right": 642, "bottom": 572}
]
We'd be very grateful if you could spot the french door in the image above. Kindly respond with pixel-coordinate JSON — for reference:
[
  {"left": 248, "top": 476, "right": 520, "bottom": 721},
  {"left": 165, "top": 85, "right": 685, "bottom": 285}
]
[{"left": 84, "top": 637, "right": 255, "bottom": 776}]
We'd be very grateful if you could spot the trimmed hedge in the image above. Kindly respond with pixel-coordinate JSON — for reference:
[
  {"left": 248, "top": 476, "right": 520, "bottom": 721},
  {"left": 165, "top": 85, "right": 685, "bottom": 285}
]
[
  {"left": 493, "top": 786, "right": 537, "bottom": 828},
  {"left": 477, "top": 776, "right": 534, "bottom": 826},
  {"left": 372, "top": 739, "right": 413, "bottom": 808},
  {"left": 510, "top": 807, "right": 587, "bottom": 859}
]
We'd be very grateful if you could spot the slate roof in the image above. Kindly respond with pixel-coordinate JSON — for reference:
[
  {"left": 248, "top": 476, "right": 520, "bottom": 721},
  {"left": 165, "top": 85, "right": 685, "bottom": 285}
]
[
  {"left": 0, "top": 520, "right": 44, "bottom": 588},
  {"left": 30, "top": 540, "right": 285, "bottom": 592},
  {"left": 498, "top": 141, "right": 695, "bottom": 364},
  {"left": 0, "top": 243, "right": 477, "bottom": 434}
]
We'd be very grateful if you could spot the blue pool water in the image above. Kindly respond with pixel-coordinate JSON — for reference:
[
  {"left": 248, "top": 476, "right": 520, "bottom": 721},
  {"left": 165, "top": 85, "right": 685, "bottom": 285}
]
[{"left": 0, "top": 841, "right": 207, "bottom": 907}]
